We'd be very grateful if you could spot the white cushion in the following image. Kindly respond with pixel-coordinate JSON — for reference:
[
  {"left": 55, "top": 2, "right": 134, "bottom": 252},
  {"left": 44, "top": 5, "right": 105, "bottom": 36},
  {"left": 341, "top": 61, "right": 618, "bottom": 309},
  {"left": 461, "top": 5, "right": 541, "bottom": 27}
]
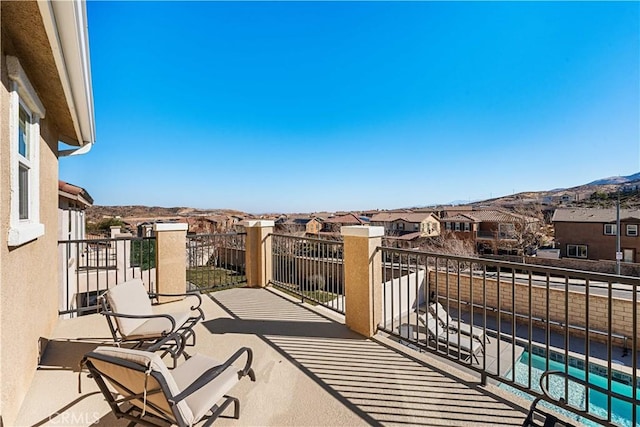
[
  {"left": 172, "top": 353, "right": 240, "bottom": 423},
  {"left": 105, "top": 279, "right": 153, "bottom": 336}
]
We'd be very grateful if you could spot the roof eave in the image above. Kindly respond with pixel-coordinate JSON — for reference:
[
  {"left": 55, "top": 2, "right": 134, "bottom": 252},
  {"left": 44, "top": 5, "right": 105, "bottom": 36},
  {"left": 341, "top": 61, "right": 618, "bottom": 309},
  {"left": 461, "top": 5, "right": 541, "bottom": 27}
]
[{"left": 38, "top": 0, "right": 96, "bottom": 147}]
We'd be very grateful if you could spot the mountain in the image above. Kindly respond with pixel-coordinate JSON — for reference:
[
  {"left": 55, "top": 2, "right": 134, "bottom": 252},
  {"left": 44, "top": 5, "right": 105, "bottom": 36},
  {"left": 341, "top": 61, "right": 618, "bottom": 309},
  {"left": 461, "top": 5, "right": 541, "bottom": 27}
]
[{"left": 587, "top": 173, "right": 640, "bottom": 186}]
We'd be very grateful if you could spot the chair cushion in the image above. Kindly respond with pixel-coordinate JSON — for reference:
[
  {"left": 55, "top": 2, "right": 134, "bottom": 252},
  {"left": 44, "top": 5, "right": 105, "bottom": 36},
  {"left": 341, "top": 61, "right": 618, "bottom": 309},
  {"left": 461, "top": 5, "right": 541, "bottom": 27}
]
[
  {"left": 125, "top": 311, "right": 191, "bottom": 340},
  {"left": 91, "top": 346, "right": 194, "bottom": 424},
  {"left": 105, "top": 279, "right": 154, "bottom": 336},
  {"left": 172, "top": 353, "right": 240, "bottom": 423}
]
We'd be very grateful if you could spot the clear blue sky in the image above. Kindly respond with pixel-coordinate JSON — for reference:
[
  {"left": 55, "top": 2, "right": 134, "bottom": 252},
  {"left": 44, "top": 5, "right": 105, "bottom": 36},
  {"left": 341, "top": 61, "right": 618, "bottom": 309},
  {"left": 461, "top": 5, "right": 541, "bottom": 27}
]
[{"left": 60, "top": 1, "right": 640, "bottom": 214}]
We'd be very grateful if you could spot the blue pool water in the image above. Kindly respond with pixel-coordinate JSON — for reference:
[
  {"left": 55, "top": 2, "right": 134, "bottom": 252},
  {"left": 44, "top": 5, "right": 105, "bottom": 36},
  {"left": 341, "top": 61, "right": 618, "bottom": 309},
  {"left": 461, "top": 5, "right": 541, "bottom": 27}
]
[{"left": 503, "top": 351, "right": 640, "bottom": 427}]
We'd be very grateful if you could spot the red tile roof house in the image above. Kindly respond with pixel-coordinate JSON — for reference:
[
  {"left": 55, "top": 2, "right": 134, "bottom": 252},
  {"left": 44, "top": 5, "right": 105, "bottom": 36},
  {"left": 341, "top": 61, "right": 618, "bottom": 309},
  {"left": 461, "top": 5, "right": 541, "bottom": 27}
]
[
  {"left": 320, "top": 213, "right": 369, "bottom": 235},
  {"left": 552, "top": 207, "right": 640, "bottom": 262},
  {"left": 370, "top": 212, "right": 441, "bottom": 247},
  {"left": 441, "top": 209, "right": 540, "bottom": 255}
]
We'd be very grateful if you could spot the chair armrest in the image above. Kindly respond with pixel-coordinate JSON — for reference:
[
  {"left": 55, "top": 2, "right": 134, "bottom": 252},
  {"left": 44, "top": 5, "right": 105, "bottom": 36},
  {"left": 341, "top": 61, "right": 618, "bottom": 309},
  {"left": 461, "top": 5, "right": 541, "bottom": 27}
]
[
  {"left": 169, "top": 347, "right": 255, "bottom": 404},
  {"left": 101, "top": 311, "right": 177, "bottom": 335},
  {"left": 149, "top": 291, "right": 203, "bottom": 311}
]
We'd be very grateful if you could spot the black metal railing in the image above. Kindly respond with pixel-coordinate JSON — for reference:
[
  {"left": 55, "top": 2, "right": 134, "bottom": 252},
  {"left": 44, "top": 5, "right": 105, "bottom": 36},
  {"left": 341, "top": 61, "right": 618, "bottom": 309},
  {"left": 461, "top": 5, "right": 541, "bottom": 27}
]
[
  {"left": 379, "top": 246, "right": 639, "bottom": 427},
  {"left": 186, "top": 233, "right": 246, "bottom": 292},
  {"left": 58, "top": 236, "right": 156, "bottom": 317},
  {"left": 270, "top": 233, "right": 345, "bottom": 314}
]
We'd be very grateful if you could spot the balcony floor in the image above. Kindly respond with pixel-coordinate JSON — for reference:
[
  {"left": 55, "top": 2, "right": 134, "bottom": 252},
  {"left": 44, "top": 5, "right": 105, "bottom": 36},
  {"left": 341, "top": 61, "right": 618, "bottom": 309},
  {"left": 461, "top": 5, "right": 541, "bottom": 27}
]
[{"left": 16, "top": 287, "right": 530, "bottom": 426}]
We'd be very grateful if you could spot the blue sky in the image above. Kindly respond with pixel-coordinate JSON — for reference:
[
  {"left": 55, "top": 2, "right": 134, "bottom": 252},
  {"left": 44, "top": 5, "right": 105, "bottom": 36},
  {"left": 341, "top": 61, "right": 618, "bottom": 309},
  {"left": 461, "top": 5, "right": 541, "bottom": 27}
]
[{"left": 60, "top": 1, "right": 640, "bottom": 213}]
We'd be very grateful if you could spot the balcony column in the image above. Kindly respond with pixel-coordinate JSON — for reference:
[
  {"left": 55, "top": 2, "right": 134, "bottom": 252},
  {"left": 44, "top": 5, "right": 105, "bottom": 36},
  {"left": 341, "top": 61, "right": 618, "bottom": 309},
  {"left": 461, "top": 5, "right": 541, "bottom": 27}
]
[
  {"left": 154, "top": 223, "right": 188, "bottom": 303},
  {"left": 244, "top": 220, "right": 274, "bottom": 288},
  {"left": 341, "top": 225, "right": 384, "bottom": 338}
]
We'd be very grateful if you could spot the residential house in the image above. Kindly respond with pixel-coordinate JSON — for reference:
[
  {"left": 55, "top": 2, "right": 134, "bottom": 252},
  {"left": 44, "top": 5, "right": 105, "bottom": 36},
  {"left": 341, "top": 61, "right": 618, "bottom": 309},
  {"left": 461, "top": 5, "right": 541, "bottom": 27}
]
[
  {"left": 552, "top": 208, "right": 640, "bottom": 262},
  {"left": 321, "top": 213, "right": 369, "bottom": 234},
  {"left": 370, "top": 212, "right": 441, "bottom": 241},
  {"left": 441, "top": 209, "right": 539, "bottom": 255},
  {"left": 58, "top": 180, "right": 93, "bottom": 241},
  {"left": 0, "top": 1, "right": 95, "bottom": 424},
  {"left": 275, "top": 216, "right": 323, "bottom": 235}
]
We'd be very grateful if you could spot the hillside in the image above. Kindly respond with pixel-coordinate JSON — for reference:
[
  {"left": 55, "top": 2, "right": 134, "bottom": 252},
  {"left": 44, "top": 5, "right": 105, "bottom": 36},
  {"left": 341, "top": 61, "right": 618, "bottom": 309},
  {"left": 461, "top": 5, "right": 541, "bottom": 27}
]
[
  {"left": 85, "top": 205, "right": 248, "bottom": 224},
  {"left": 467, "top": 177, "right": 640, "bottom": 210}
]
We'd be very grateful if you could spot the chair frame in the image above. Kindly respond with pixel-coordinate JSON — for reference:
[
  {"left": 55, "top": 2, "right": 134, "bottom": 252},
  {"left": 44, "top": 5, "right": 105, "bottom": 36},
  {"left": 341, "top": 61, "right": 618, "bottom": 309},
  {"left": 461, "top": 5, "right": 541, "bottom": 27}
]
[
  {"left": 522, "top": 370, "right": 579, "bottom": 427},
  {"left": 421, "top": 311, "right": 483, "bottom": 364},
  {"left": 82, "top": 347, "right": 256, "bottom": 427},
  {"left": 429, "top": 301, "right": 490, "bottom": 346},
  {"left": 100, "top": 289, "right": 205, "bottom": 367}
]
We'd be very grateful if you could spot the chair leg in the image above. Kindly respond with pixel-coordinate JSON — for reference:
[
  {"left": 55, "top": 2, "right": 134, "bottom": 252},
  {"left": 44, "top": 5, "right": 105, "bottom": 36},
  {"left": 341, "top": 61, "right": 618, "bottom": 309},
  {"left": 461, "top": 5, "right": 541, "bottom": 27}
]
[{"left": 201, "top": 396, "right": 240, "bottom": 427}]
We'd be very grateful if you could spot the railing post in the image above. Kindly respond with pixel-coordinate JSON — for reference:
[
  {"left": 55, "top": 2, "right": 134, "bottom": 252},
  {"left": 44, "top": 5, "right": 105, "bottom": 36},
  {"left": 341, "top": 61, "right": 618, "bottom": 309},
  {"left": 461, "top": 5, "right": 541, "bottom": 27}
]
[
  {"left": 342, "top": 225, "right": 384, "bottom": 338},
  {"left": 154, "top": 223, "right": 188, "bottom": 303},
  {"left": 244, "top": 220, "right": 274, "bottom": 288}
]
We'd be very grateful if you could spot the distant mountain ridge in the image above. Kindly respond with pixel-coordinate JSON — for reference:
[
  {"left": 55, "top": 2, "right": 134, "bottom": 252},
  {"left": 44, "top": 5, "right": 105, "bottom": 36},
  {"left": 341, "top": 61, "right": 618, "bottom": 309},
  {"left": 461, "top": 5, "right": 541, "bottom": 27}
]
[{"left": 587, "top": 172, "right": 640, "bottom": 186}]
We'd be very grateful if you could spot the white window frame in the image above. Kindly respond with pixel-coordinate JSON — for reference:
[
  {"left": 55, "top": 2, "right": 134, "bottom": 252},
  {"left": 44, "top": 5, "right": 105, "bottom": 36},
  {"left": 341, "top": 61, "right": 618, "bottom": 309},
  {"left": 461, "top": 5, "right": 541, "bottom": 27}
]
[
  {"left": 626, "top": 224, "right": 638, "bottom": 237},
  {"left": 464, "top": 222, "right": 470, "bottom": 232},
  {"left": 567, "top": 244, "right": 588, "bottom": 259},
  {"left": 7, "top": 57, "right": 46, "bottom": 246},
  {"left": 454, "top": 222, "right": 461, "bottom": 231},
  {"left": 604, "top": 224, "right": 617, "bottom": 236}
]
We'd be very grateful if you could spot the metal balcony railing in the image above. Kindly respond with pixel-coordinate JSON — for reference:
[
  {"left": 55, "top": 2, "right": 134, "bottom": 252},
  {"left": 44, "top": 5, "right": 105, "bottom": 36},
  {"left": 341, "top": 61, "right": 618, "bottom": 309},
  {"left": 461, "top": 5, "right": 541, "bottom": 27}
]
[
  {"left": 270, "top": 233, "right": 345, "bottom": 314},
  {"left": 58, "top": 236, "right": 156, "bottom": 316},
  {"left": 379, "top": 246, "right": 639, "bottom": 427},
  {"left": 186, "top": 233, "right": 246, "bottom": 292}
]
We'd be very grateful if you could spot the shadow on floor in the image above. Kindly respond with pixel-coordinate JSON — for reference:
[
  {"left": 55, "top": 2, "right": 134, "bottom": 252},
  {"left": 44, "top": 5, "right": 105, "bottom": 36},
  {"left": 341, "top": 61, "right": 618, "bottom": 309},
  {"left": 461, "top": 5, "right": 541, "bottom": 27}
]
[{"left": 209, "top": 287, "right": 527, "bottom": 426}]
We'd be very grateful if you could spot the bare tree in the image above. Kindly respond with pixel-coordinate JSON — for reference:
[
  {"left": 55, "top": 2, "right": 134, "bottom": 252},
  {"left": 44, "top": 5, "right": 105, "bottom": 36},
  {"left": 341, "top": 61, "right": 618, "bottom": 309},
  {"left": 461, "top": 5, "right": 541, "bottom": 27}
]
[
  {"left": 418, "top": 231, "right": 476, "bottom": 258},
  {"left": 510, "top": 204, "right": 553, "bottom": 255}
]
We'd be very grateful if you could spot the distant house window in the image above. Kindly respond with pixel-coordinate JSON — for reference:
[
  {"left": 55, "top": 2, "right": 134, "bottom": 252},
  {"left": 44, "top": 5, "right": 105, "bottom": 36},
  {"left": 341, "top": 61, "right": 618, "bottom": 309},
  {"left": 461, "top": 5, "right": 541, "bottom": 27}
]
[
  {"left": 454, "top": 222, "right": 461, "bottom": 231},
  {"left": 396, "top": 222, "right": 405, "bottom": 231},
  {"left": 463, "top": 222, "right": 470, "bottom": 232},
  {"left": 567, "top": 244, "right": 587, "bottom": 258},
  {"left": 445, "top": 222, "right": 451, "bottom": 230},
  {"left": 627, "top": 224, "right": 638, "bottom": 237},
  {"left": 604, "top": 224, "right": 617, "bottom": 235},
  {"left": 7, "top": 57, "right": 45, "bottom": 247},
  {"left": 413, "top": 223, "right": 419, "bottom": 231}
]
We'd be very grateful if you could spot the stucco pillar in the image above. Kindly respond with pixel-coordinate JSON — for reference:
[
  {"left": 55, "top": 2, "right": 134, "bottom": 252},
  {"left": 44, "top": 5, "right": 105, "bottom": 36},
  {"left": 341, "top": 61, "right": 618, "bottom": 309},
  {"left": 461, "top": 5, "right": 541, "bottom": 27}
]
[
  {"left": 244, "top": 220, "right": 273, "bottom": 288},
  {"left": 154, "top": 223, "right": 188, "bottom": 303},
  {"left": 342, "top": 225, "right": 384, "bottom": 338}
]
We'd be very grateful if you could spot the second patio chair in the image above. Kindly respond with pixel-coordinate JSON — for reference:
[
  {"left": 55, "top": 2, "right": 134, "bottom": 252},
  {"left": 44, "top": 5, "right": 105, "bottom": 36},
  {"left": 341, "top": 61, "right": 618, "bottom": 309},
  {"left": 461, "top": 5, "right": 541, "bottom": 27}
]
[
  {"left": 430, "top": 301, "right": 490, "bottom": 346},
  {"left": 421, "top": 312, "right": 483, "bottom": 364},
  {"left": 100, "top": 278, "right": 205, "bottom": 366}
]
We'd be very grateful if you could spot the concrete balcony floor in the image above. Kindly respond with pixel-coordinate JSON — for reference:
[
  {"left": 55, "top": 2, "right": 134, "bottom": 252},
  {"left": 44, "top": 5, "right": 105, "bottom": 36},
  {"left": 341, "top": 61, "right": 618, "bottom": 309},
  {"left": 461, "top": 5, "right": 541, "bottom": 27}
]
[{"left": 16, "top": 287, "right": 530, "bottom": 426}]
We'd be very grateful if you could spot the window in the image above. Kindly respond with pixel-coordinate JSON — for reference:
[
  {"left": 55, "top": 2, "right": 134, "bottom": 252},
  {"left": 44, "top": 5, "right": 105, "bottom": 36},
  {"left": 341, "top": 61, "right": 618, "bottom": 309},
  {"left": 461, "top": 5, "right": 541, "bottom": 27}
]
[
  {"left": 445, "top": 222, "right": 451, "bottom": 230},
  {"left": 7, "top": 57, "right": 46, "bottom": 246},
  {"left": 454, "top": 222, "right": 461, "bottom": 231},
  {"left": 604, "top": 224, "right": 617, "bottom": 235},
  {"left": 626, "top": 224, "right": 638, "bottom": 237},
  {"left": 464, "top": 222, "right": 470, "bottom": 232},
  {"left": 567, "top": 244, "right": 587, "bottom": 258},
  {"left": 413, "top": 223, "right": 419, "bottom": 231}
]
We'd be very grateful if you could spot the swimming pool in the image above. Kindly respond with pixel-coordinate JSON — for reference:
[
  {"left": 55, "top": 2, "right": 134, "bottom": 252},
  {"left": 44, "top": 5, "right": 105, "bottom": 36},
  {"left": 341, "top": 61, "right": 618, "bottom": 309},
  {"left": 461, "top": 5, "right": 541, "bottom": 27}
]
[{"left": 502, "top": 350, "right": 639, "bottom": 427}]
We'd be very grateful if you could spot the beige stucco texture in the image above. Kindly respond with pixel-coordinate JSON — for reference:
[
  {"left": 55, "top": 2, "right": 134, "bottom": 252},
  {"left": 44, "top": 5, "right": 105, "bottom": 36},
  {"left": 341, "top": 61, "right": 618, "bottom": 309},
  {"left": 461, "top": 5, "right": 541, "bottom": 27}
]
[
  {"left": 342, "top": 226, "right": 383, "bottom": 338},
  {"left": 154, "top": 224, "right": 188, "bottom": 303}
]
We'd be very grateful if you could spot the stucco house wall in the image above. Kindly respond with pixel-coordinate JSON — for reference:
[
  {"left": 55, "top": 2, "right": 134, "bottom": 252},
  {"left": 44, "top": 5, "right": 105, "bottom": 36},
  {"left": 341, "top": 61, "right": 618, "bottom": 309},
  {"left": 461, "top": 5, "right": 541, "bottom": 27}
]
[{"left": 0, "top": 2, "right": 95, "bottom": 423}]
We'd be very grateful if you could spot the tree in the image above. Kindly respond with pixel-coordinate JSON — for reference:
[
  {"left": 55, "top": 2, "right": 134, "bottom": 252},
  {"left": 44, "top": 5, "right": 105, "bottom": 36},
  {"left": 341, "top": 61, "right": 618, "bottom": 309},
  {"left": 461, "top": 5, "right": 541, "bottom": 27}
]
[
  {"left": 510, "top": 204, "right": 553, "bottom": 255},
  {"left": 86, "top": 217, "right": 124, "bottom": 235}
]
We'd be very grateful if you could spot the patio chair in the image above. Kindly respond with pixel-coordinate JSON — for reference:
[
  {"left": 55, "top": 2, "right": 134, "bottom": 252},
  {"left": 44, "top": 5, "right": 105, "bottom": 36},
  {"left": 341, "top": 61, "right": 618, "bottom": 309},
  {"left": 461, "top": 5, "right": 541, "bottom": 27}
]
[
  {"left": 429, "top": 301, "right": 490, "bottom": 345},
  {"left": 522, "top": 370, "right": 579, "bottom": 427},
  {"left": 82, "top": 345, "right": 256, "bottom": 427},
  {"left": 422, "top": 312, "right": 483, "bottom": 364},
  {"left": 100, "top": 278, "right": 204, "bottom": 366}
]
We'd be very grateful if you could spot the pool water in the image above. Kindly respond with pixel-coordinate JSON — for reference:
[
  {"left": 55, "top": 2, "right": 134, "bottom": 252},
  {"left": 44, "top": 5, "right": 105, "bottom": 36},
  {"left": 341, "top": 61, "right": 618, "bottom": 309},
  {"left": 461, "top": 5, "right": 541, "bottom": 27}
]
[{"left": 503, "top": 351, "right": 640, "bottom": 427}]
